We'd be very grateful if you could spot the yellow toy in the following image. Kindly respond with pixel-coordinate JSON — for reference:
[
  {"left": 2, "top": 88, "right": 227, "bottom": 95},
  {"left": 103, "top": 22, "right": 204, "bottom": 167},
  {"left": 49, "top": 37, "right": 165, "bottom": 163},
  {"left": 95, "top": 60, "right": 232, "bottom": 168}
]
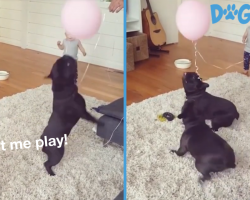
[{"left": 157, "top": 112, "right": 175, "bottom": 122}]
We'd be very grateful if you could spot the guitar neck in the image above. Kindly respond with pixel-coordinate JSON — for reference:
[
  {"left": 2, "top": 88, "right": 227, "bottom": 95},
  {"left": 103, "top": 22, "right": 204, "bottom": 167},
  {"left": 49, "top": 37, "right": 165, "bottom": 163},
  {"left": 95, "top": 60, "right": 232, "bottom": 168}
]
[{"left": 146, "top": 0, "right": 154, "bottom": 16}]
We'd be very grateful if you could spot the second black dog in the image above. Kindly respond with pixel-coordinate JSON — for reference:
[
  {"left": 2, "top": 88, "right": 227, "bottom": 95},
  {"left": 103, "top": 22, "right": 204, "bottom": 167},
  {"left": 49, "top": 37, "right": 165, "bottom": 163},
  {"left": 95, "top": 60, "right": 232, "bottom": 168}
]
[
  {"left": 171, "top": 100, "right": 236, "bottom": 183},
  {"left": 41, "top": 55, "right": 98, "bottom": 176},
  {"left": 182, "top": 72, "right": 239, "bottom": 131}
]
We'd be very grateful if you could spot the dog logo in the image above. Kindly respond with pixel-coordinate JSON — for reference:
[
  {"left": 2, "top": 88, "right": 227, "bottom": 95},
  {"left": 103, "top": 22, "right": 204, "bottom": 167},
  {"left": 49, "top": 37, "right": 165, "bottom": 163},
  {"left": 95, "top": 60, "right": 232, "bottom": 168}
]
[{"left": 211, "top": 4, "right": 250, "bottom": 24}]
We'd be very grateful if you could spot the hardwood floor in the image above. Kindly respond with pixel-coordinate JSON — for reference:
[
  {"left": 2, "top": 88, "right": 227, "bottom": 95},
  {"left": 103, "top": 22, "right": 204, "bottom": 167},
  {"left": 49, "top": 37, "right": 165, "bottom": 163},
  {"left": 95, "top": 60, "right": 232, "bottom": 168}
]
[
  {"left": 0, "top": 43, "right": 123, "bottom": 102},
  {"left": 127, "top": 34, "right": 245, "bottom": 105}
]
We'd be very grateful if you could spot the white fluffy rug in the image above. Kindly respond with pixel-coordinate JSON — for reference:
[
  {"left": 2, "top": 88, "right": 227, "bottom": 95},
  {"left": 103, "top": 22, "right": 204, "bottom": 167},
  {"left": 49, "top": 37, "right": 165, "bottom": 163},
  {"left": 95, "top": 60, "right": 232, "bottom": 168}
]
[
  {"left": 0, "top": 85, "right": 123, "bottom": 200},
  {"left": 127, "top": 72, "right": 250, "bottom": 200}
]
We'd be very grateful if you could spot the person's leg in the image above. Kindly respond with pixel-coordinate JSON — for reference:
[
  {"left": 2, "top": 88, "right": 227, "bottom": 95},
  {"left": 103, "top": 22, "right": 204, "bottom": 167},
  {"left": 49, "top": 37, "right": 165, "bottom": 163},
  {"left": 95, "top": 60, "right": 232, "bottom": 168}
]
[{"left": 243, "top": 51, "right": 250, "bottom": 76}]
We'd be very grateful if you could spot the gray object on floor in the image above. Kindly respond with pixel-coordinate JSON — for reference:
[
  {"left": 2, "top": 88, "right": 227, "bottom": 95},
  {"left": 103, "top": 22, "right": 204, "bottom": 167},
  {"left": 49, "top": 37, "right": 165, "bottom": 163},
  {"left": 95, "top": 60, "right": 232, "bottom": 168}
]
[
  {"left": 95, "top": 97, "right": 124, "bottom": 146},
  {"left": 114, "top": 190, "right": 123, "bottom": 200}
]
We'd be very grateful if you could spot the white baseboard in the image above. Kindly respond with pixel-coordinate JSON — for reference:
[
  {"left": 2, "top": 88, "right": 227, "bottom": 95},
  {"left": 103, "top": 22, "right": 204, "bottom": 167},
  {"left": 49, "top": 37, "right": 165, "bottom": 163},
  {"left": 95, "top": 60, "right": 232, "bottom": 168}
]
[
  {"left": 0, "top": 39, "right": 123, "bottom": 71},
  {"left": 0, "top": 38, "right": 21, "bottom": 47},
  {"left": 27, "top": 44, "right": 124, "bottom": 71},
  {"left": 209, "top": 31, "right": 242, "bottom": 43}
]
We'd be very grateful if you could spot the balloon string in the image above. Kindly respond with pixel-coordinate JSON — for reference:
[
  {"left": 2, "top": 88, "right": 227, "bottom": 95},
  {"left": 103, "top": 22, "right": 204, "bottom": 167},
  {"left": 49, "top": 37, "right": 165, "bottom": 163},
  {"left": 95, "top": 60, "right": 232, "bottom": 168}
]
[
  {"left": 225, "top": 60, "right": 243, "bottom": 69},
  {"left": 79, "top": 13, "right": 107, "bottom": 85},
  {"left": 193, "top": 41, "right": 201, "bottom": 79},
  {"left": 79, "top": 32, "right": 101, "bottom": 84},
  {"left": 102, "top": 11, "right": 106, "bottom": 22},
  {"left": 192, "top": 41, "right": 243, "bottom": 76},
  {"left": 79, "top": 63, "right": 90, "bottom": 84}
]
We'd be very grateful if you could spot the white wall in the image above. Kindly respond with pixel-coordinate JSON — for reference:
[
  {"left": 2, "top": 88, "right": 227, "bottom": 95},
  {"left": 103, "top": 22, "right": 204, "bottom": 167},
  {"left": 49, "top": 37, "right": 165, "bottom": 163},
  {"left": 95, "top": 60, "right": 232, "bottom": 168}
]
[
  {"left": 141, "top": 0, "right": 179, "bottom": 44},
  {"left": 209, "top": 0, "right": 248, "bottom": 43},
  {"left": 0, "top": 0, "right": 124, "bottom": 71},
  {"left": 179, "top": 0, "right": 248, "bottom": 43},
  {"left": 127, "top": 0, "right": 142, "bottom": 33},
  {"left": 0, "top": 1, "right": 25, "bottom": 46}
]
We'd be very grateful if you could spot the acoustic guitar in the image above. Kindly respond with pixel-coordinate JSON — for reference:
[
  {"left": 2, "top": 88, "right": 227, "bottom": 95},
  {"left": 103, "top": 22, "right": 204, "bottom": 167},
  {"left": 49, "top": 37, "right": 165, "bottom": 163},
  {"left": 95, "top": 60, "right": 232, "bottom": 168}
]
[{"left": 142, "top": 0, "right": 167, "bottom": 49}]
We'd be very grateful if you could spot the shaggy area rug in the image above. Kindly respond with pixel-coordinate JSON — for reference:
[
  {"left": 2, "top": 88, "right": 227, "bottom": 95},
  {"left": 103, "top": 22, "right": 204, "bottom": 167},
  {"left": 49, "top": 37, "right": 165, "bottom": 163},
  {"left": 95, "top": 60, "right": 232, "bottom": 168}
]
[
  {"left": 0, "top": 85, "right": 123, "bottom": 200},
  {"left": 127, "top": 72, "right": 250, "bottom": 200}
]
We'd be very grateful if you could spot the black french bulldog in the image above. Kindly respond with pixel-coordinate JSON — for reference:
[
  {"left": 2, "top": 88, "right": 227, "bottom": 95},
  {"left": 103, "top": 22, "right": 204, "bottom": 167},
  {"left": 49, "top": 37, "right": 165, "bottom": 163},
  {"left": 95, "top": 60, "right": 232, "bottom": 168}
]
[
  {"left": 171, "top": 99, "right": 236, "bottom": 183},
  {"left": 40, "top": 55, "right": 98, "bottom": 176},
  {"left": 182, "top": 72, "right": 239, "bottom": 131}
]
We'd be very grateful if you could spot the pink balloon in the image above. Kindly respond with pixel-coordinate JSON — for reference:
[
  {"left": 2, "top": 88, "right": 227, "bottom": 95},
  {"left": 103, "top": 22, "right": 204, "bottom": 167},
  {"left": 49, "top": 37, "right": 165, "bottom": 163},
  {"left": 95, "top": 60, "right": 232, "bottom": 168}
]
[
  {"left": 61, "top": 0, "right": 102, "bottom": 39},
  {"left": 176, "top": 0, "right": 210, "bottom": 41}
]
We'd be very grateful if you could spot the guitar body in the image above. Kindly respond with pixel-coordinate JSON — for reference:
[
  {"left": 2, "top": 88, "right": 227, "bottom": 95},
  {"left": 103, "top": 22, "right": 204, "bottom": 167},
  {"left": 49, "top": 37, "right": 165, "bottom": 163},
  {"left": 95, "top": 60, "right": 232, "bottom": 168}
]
[
  {"left": 145, "top": 9, "right": 166, "bottom": 47},
  {"left": 142, "top": 0, "right": 167, "bottom": 50}
]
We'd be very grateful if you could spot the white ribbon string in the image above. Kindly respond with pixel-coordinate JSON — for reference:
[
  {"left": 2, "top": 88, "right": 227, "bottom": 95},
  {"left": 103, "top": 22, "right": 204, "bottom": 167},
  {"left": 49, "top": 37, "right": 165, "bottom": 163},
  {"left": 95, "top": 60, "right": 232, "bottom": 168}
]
[
  {"left": 79, "top": 63, "right": 90, "bottom": 84},
  {"left": 103, "top": 117, "right": 124, "bottom": 146},
  {"left": 79, "top": 33, "right": 101, "bottom": 84},
  {"left": 225, "top": 60, "right": 243, "bottom": 69},
  {"left": 192, "top": 41, "right": 243, "bottom": 76},
  {"left": 193, "top": 41, "right": 200, "bottom": 78},
  {"left": 79, "top": 13, "right": 107, "bottom": 85}
]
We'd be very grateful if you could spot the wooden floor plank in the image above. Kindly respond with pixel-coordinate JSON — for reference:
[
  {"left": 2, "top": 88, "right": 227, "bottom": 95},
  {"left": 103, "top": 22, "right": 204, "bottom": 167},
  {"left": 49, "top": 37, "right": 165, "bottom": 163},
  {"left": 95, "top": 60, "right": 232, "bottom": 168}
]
[
  {"left": 127, "top": 34, "right": 244, "bottom": 105},
  {"left": 0, "top": 43, "right": 123, "bottom": 102}
]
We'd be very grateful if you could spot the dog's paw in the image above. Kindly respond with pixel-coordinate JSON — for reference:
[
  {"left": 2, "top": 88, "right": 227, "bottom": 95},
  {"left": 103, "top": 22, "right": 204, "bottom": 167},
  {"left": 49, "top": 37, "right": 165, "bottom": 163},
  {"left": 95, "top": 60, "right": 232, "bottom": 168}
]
[
  {"left": 198, "top": 175, "right": 211, "bottom": 184},
  {"left": 198, "top": 177, "right": 204, "bottom": 185},
  {"left": 177, "top": 114, "right": 182, "bottom": 119},
  {"left": 49, "top": 172, "right": 56, "bottom": 176},
  {"left": 211, "top": 127, "right": 219, "bottom": 132},
  {"left": 170, "top": 150, "right": 177, "bottom": 154},
  {"left": 198, "top": 176, "right": 208, "bottom": 184}
]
